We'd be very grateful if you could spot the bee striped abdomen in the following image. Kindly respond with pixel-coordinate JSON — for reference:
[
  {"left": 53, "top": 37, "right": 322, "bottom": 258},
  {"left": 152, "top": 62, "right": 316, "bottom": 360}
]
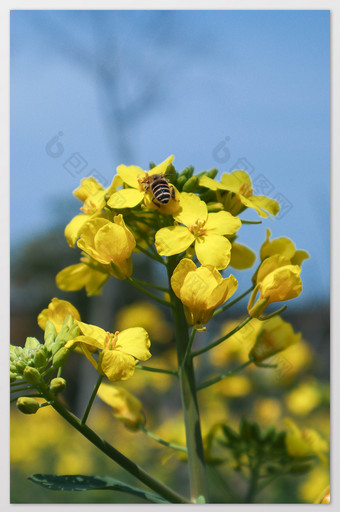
[{"left": 152, "top": 180, "right": 171, "bottom": 204}]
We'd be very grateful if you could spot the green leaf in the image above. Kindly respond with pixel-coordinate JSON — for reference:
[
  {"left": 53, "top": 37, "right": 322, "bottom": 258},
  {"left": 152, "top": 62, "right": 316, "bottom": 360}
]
[{"left": 28, "top": 474, "right": 169, "bottom": 504}]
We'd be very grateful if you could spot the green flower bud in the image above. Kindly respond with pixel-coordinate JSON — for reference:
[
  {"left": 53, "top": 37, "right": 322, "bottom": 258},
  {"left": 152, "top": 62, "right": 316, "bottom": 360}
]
[
  {"left": 16, "top": 397, "right": 40, "bottom": 414},
  {"left": 44, "top": 320, "right": 57, "bottom": 351},
  {"left": 24, "top": 337, "right": 40, "bottom": 350},
  {"left": 15, "top": 358, "right": 27, "bottom": 374},
  {"left": 175, "top": 175, "right": 187, "bottom": 190},
  {"left": 182, "top": 176, "right": 198, "bottom": 192},
  {"left": 52, "top": 347, "right": 70, "bottom": 369},
  {"left": 23, "top": 366, "right": 41, "bottom": 385},
  {"left": 34, "top": 348, "right": 48, "bottom": 368},
  {"left": 49, "top": 377, "right": 66, "bottom": 394},
  {"left": 206, "top": 168, "right": 218, "bottom": 179},
  {"left": 10, "top": 372, "right": 17, "bottom": 383},
  {"left": 207, "top": 202, "right": 223, "bottom": 212},
  {"left": 10, "top": 363, "right": 16, "bottom": 373},
  {"left": 180, "top": 166, "right": 194, "bottom": 179}
]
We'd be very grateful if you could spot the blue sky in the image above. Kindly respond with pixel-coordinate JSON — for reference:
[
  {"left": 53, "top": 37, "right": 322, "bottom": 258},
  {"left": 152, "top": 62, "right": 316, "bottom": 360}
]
[{"left": 10, "top": 10, "right": 330, "bottom": 304}]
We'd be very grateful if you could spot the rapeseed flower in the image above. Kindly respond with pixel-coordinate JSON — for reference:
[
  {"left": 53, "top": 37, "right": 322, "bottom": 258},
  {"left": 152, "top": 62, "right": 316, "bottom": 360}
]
[
  {"left": 56, "top": 254, "right": 110, "bottom": 296},
  {"left": 199, "top": 170, "right": 280, "bottom": 217},
  {"left": 97, "top": 383, "right": 145, "bottom": 430},
  {"left": 37, "top": 298, "right": 81, "bottom": 333},
  {"left": 155, "top": 193, "right": 241, "bottom": 269},
  {"left": 170, "top": 258, "right": 238, "bottom": 325},
  {"left": 284, "top": 418, "right": 328, "bottom": 465}
]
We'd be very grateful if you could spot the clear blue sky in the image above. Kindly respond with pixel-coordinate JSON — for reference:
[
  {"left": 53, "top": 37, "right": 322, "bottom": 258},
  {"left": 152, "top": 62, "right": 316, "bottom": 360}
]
[{"left": 10, "top": 10, "right": 330, "bottom": 304}]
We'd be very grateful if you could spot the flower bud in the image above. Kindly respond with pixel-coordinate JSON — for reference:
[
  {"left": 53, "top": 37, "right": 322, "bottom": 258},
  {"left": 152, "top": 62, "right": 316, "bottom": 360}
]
[
  {"left": 34, "top": 348, "right": 48, "bottom": 368},
  {"left": 207, "top": 202, "right": 224, "bottom": 212},
  {"left": 182, "top": 176, "right": 198, "bottom": 192},
  {"left": 23, "top": 366, "right": 41, "bottom": 385},
  {"left": 52, "top": 347, "right": 70, "bottom": 368},
  {"left": 206, "top": 168, "right": 218, "bottom": 179},
  {"left": 10, "top": 372, "right": 17, "bottom": 383},
  {"left": 44, "top": 320, "right": 57, "bottom": 351},
  {"left": 16, "top": 397, "right": 40, "bottom": 414},
  {"left": 49, "top": 377, "right": 66, "bottom": 394},
  {"left": 15, "top": 358, "right": 27, "bottom": 374}
]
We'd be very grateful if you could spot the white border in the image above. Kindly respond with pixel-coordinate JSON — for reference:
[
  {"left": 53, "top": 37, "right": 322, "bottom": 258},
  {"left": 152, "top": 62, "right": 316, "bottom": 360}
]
[{"left": 3, "top": 2, "right": 338, "bottom": 510}]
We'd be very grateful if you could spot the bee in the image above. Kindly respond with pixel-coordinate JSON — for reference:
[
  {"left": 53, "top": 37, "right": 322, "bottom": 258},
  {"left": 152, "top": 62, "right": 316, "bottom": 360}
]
[{"left": 141, "top": 173, "right": 176, "bottom": 207}]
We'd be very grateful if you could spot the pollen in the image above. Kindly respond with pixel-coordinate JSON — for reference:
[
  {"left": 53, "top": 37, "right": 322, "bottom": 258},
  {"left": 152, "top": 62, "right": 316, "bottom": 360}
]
[
  {"left": 104, "top": 331, "right": 119, "bottom": 350},
  {"left": 239, "top": 182, "right": 253, "bottom": 198},
  {"left": 188, "top": 219, "right": 207, "bottom": 237}
]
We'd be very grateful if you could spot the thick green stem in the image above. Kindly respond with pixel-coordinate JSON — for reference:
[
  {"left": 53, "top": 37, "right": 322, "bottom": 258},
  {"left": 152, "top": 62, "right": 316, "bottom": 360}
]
[
  {"left": 38, "top": 381, "right": 188, "bottom": 504},
  {"left": 167, "top": 257, "right": 208, "bottom": 502}
]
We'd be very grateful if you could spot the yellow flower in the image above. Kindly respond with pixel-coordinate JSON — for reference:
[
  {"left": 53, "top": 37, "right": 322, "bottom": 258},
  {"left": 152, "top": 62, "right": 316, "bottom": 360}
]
[
  {"left": 170, "top": 258, "right": 238, "bottom": 325},
  {"left": 155, "top": 193, "right": 241, "bottom": 269},
  {"left": 77, "top": 215, "right": 135, "bottom": 278},
  {"left": 56, "top": 254, "right": 110, "bottom": 296},
  {"left": 97, "top": 383, "right": 145, "bottom": 430},
  {"left": 247, "top": 254, "right": 303, "bottom": 318},
  {"left": 284, "top": 418, "right": 328, "bottom": 465},
  {"left": 107, "top": 155, "right": 177, "bottom": 213},
  {"left": 70, "top": 322, "right": 151, "bottom": 382},
  {"left": 199, "top": 170, "right": 280, "bottom": 217},
  {"left": 115, "top": 301, "right": 172, "bottom": 343},
  {"left": 260, "top": 228, "right": 309, "bottom": 265},
  {"left": 37, "top": 298, "right": 81, "bottom": 333},
  {"left": 65, "top": 175, "right": 122, "bottom": 248},
  {"left": 249, "top": 315, "right": 301, "bottom": 364},
  {"left": 285, "top": 380, "right": 322, "bottom": 416}
]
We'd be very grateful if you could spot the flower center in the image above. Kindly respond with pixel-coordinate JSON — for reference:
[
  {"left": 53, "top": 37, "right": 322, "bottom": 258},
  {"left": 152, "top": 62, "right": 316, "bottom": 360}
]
[
  {"left": 104, "top": 331, "right": 119, "bottom": 350},
  {"left": 239, "top": 182, "right": 253, "bottom": 198},
  {"left": 80, "top": 200, "right": 97, "bottom": 215},
  {"left": 188, "top": 219, "right": 207, "bottom": 237}
]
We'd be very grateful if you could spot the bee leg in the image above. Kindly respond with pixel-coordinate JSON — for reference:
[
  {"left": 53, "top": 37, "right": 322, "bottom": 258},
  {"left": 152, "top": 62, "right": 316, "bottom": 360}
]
[
  {"left": 170, "top": 185, "right": 178, "bottom": 201},
  {"left": 152, "top": 197, "right": 161, "bottom": 208}
]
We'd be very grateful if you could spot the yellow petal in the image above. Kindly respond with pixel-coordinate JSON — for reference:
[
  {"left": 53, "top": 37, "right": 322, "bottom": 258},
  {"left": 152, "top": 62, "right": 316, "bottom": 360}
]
[
  {"left": 73, "top": 177, "right": 104, "bottom": 202},
  {"left": 76, "top": 322, "right": 107, "bottom": 346},
  {"left": 170, "top": 258, "right": 197, "bottom": 298},
  {"left": 195, "top": 234, "right": 232, "bottom": 270},
  {"left": 256, "top": 254, "right": 292, "bottom": 283},
  {"left": 99, "top": 350, "right": 137, "bottom": 381},
  {"left": 291, "top": 250, "right": 310, "bottom": 266},
  {"left": 260, "top": 229, "right": 296, "bottom": 260},
  {"left": 56, "top": 263, "right": 108, "bottom": 296},
  {"left": 97, "top": 383, "right": 145, "bottom": 430},
  {"left": 204, "top": 211, "right": 241, "bottom": 235},
  {"left": 198, "top": 175, "right": 219, "bottom": 191},
  {"left": 107, "top": 188, "right": 144, "bottom": 209},
  {"left": 116, "top": 327, "right": 151, "bottom": 361},
  {"left": 148, "top": 155, "right": 174, "bottom": 176},
  {"left": 155, "top": 226, "right": 194, "bottom": 256},
  {"left": 243, "top": 195, "right": 280, "bottom": 217},
  {"left": 65, "top": 214, "right": 92, "bottom": 248},
  {"left": 261, "top": 265, "right": 302, "bottom": 304},
  {"left": 174, "top": 193, "right": 208, "bottom": 226},
  {"left": 230, "top": 242, "right": 256, "bottom": 269},
  {"left": 221, "top": 170, "right": 252, "bottom": 193},
  {"left": 37, "top": 298, "right": 81, "bottom": 332},
  {"left": 117, "top": 164, "right": 145, "bottom": 189}
]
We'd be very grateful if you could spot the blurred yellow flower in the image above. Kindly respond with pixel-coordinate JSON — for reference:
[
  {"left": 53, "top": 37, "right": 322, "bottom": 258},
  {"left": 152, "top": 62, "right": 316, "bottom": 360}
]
[
  {"left": 37, "top": 298, "right": 81, "bottom": 333},
  {"left": 115, "top": 301, "right": 172, "bottom": 343},
  {"left": 70, "top": 322, "right": 151, "bottom": 382},
  {"left": 212, "top": 375, "right": 251, "bottom": 397},
  {"left": 249, "top": 315, "right": 301, "bottom": 364},
  {"left": 209, "top": 319, "right": 258, "bottom": 366},
  {"left": 284, "top": 418, "right": 328, "bottom": 465},
  {"left": 248, "top": 254, "right": 302, "bottom": 318},
  {"left": 199, "top": 170, "right": 280, "bottom": 217},
  {"left": 170, "top": 258, "right": 238, "bottom": 325},
  {"left": 155, "top": 192, "right": 241, "bottom": 269},
  {"left": 285, "top": 381, "right": 322, "bottom": 416},
  {"left": 253, "top": 398, "right": 282, "bottom": 425},
  {"left": 298, "top": 467, "right": 330, "bottom": 504},
  {"left": 97, "top": 383, "right": 145, "bottom": 430}
]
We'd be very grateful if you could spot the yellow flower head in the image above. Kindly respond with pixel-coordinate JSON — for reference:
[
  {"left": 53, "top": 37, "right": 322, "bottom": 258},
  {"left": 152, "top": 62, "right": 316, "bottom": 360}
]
[
  {"left": 70, "top": 322, "right": 151, "bottom": 382},
  {"left": 284, "top": 418, "right": 329, "bottom": 465},
  {"left": 260, "top": 228, "right": 310, "bottom": 265},
  {"left": 107, "top": 155, "right": 178, "bottom": 214},
  {"left": 97, "top": 383, "right": 145, "bottom": 430},
  {"left": 77, "top": 215, "right": 135, "bottom": 278},
  {"left": 56, "top": 255, "right": 110, "bottom": 296},
  {"left": 249, "top": 315, "right": 301, "bottom": 363},
  {"left": 199, "top": 170, "right": 280, "bottom": 217},
  {"left": 170, "top": 258, "right": 238, "bottom": 325},
  {"left": 156, "top": 193, "right": 241, "bottom": 270},
  {"left": 248, "top": 255, "right": 303, "bottom": 318},
  {"left": 65, "top": 175, "right": 122, "bottom": 248},
  {"left": 37, "top": 298, "right": 81, "bottom": 333}
]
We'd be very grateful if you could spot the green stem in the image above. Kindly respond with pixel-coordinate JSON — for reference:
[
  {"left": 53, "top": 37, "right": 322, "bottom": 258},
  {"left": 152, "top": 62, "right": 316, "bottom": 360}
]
[
  {"left": 167, "top": 257, "right": 208, "bottom": 502},
  {"left": 241, "top": 219, "right": 262, "bottom": 224},
  {"left": 197, "top": 359, "right": 254, "bottom": 391},
  {"left": 135, "top": 364, "right": 177, "bottom": 376},
  {"left": 131, "top": 277, "right": 169, "bottom": 293},
  {"left": 245, "top": 463, "right": 260, "bottom": 503},
  {"left": 38, "top": 382, "right": 189, "bottom": 504},
  {"left": 82, "top": 374, "right": 104, "bottom": 425},
  {"left": 183, "top": 327, "right": 197, "bottom": 365},
  {"left": 213, "top": 286, "right": 254, "bottom": 317},
  {"left": 127, "top": 276, "right": 173, "bottom": 308},
  {"left": 138, "top": 423, "right": 187, "bottom": 453},
  {"left": 136, "top": 244, "right": 166, "bottom": 265},
  {"left": 192, "top": 316, "right": 252, "bottom": 358}
]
